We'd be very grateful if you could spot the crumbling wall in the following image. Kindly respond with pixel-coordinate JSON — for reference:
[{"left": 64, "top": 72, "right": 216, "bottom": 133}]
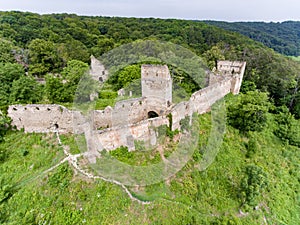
[
  {"left": 92, "top": 98, "right": 147, "bottom": 129},
  {"left": 7, "top": 61, "right": 246, "bottom": 152},
  {"left": 92, "top": 117, "right": 169, "bottom": 151},
  {"left": 217, "top": 60, "right": 246, "bottom": 75},
  {"left": 171, "top": 73, "right": 240, "bottom": 130},
  {"left": 91, "top": 96, "right": 170, "bottom": 129},
  {"left": 90, "top": 55, "right": 108, "bottom": 83},
  {"left": 8, "top": 104, "right": 85, "bottom": 133}
]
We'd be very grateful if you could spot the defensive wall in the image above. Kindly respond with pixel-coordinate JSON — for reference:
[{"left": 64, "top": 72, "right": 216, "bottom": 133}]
[{"left": 8, "top": 61, "right": 246, "bottom": 152}]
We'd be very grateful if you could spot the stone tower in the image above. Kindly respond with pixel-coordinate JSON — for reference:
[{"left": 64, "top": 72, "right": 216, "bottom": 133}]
[
  {"left": 90, "top": 55, "right": 108, "bottom": 83},
  {"left": 141, "top": 64, "right": 172, "bottom": 107}
]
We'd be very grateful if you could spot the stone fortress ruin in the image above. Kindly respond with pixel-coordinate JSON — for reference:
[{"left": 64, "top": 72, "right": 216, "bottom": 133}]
[{"left": 8, "top": 60, "right": 246, "bottom": 156}]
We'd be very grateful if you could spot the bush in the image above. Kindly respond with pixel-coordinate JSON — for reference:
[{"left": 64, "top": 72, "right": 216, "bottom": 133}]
[
  {"left": 240, "top": 165, "right": 268, "bottom": 207},
  {"left": 245, "top": 137, "right": 259, "bottom": 158},
  {"left": 0, "top": 113, "right": 11, "bottom": 143},
  {"left": 98, "top": 90, "right": 117, "bottom": 99},
  {"left": 227, "top": 91, "right": 271, "bottom": 132},
  {"left": 274, "top": 106, "right": 300, "bottom": 147}
]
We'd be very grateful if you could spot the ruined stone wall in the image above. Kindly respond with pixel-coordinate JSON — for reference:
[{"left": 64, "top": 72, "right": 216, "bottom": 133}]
[
  {"left": 7, "top": 104, "right": 85, "bottom": 133},
  {"left": 92, "top": 98, "right": 150, "bottom": 129},
  {"left": 8, "top": 97, "right": 170, "bottom": 135},
  {"left": 171, "top": 75, "right": 238, "bottom": 130},
  {"left": 91, "top": 96, "right": 170, "bottom": 130},
  {"left": 90, "top": 55, "right": 108, "bottom": 83},
  {"left": 92, "top": 117, "right": 169, "bottom": 151},
  {"left": 217, "top": 60, "right": 246, "bottom": 74},
  {"left": 8, "top": 61, "right": 246, "bottom": 152}
]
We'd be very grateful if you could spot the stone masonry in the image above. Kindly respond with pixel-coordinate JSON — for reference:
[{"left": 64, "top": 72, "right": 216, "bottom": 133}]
[{"left": 8, "top": 61, "right": 246, "bottom": 153}]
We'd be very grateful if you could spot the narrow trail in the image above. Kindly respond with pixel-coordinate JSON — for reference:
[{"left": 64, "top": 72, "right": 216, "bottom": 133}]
[{"left": 53, "top": 131, "right": 150, "bottom": 205}]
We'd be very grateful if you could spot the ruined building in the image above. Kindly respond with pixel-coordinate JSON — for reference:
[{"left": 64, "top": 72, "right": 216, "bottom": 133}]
[{"left": 8, "top": 61, "right": 246, "bottom": 154}]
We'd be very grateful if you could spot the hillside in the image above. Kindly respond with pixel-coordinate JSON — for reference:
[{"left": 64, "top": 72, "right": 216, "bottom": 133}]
[
  {"left": 0, "top": 11, "right": 299, "bottom": 224},
  {"left": 0, "top": 11, "right": 299, "bottom": 118},
  {"left": 204, "top": 20, "right": 300, "bottom": 56},
  {"left": 1, "top": 96, "right": 299, "bottom": 224}
]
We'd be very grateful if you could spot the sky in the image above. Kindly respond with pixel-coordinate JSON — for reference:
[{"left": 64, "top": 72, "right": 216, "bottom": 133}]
[{"left": 0, "top": 0, "right": 300, "bottom": 22}]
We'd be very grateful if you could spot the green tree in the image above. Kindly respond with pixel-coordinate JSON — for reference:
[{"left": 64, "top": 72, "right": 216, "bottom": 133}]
[
  {"left": 90, "top": 37, "right": 115, "bottom": 57},
  {"left": 0, "top": 39, "right": 16, "bottom": 63},
  {"left": 274, "top": 106, "right": 300, "bottom": 146},
  {"left": 227, "top": 91, "right": 271, "bottom": 132},
  {"left": 57, "top": 37, "right": 90, "bottom": 65},
  {"left": 203, "top": 45, "right": 225, "bottom": 69},
  {"left": 9, "top": 75, "right": 43, "bottom": 104},
  {"left": 108, "top": 64, "right": 141, "bottom": 91},
  {"left": 0, "top": 63, "right": 24, "bottom": 108},
  {"left": 45, "top": 60, "right": 90, "bottom": 103},
  {"left": 28, "top": 38, "right": 62, "bottom": 76},
  {"left": 0, "top": 63, "right": 24, "bottom": 84},
  {"left": 61, "top": 60, "right": 89, "bottom": 84},
  {"left": 45, "top": 74, "right": 65, "bottom": 103}
]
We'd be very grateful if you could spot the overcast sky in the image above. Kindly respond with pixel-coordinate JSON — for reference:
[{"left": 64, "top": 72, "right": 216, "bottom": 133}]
[{"left": 0, "top": 0, "right": 299, "bottom": 22}]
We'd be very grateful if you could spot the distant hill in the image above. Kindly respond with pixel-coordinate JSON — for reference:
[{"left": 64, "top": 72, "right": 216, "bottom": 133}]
[
  {"left": 0, "top": 11, "right": 299, "bottom": 118},
  {"left": 204, "top": 21, "right": 300, "bottom": 56}
]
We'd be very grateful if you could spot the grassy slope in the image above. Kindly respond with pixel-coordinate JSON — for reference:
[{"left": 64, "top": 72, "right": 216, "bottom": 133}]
[{"left": 0, "top": 97, "right": 299, "bottom": 224}]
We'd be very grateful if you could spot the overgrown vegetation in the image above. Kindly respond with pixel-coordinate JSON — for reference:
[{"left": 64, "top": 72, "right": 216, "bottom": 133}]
[
  {"left": 205, "top": 21, "right": 300, "bottom": 56},
  {"left": 227, "top": 91, "right": 271, "bottom": 132},
  {"left": 1, "top": 97, "right": 299, "bottom": 223},
  {"left": 0, "top": 11, "right": 299, "bottom": 117},
  {"left": 0, "top": 11, "right": 299, "bottom": 224}
]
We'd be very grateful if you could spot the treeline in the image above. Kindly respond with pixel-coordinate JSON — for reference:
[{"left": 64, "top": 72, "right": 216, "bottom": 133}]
[
  {"left": 205, "top": 20, "right": 300, "bottom": 56},
  {"left": 0, "top": 11, "right": 299, "bottom": 118}
]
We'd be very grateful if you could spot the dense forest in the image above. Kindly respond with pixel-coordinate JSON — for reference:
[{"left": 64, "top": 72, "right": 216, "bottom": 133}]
[
  {"left": 205, "top": 20, "right": 300, "bottom": 56},
  {"left": 0, "top": 11, "right": 299, "bottom": 117},
  {"left": 0, "top": 11, "right": 299, "bottom": 224}
]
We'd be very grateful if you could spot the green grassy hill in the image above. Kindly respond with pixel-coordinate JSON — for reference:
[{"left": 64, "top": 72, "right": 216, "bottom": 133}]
[
  {"left": 0, "top": 11, "right": 299, "bottom": 117},
  {"left": 0, "top": 94, "right": 299, "bottom": 224},
  {"left": 0, "top": 11, "right": 299, "bottom": 224}
]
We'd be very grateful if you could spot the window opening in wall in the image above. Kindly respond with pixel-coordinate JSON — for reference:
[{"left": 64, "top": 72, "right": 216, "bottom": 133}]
[
  {"left": 54, "top": 123, "right": 59, "bottom": 129},
  {"left": 148, "top": 111, "right": 159, "bottom": 119},
  {"left": 36, "top": 107, "right": 40, "bottom": 110},
  {"left": 99, "top": 77, "right": 103, "bottom": 82}
]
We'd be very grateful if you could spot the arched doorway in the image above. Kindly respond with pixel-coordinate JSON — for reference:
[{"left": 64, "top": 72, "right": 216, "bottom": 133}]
[{"left": 148, "top": 111, "right": 159, "bottom": 119}]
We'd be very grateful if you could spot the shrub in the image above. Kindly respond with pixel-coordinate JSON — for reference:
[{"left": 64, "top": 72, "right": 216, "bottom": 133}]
[
  {"left": 0, "top": 113, "right": 11, "bottom": 143},
  {"left": 274, "top": 106, "right": 300, "bottom": 147},
  {"left": 240, "top": 165, "right": 268, "bottom": 207},
  {"left": 227, "top": 91, "right": 271, "bottom": 132},
  {"left": 245, "top": 137, "right": 259, "bottom": 158}
]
